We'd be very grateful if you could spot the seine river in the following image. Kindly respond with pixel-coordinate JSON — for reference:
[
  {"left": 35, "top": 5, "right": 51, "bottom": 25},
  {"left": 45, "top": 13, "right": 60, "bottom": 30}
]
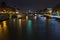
[{"left": 0, "top": 16, "right": 60, "bottom": 40}]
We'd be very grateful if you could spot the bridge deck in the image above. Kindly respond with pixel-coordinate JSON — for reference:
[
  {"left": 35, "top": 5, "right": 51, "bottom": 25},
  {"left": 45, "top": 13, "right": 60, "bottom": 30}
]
[{"left": 44, "top": 14, "right": 60, "bottom": 19}]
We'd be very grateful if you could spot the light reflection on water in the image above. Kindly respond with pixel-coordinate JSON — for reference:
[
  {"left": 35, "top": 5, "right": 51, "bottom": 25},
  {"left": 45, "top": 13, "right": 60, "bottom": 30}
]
[
  {"left": 27, "top": 19, "right": 32, "bottom": 40},
  {"left": 0, "top": 16, "right": 60, "bottom": 40},
  {"left": 34, "top": 16, "right": 37, "bottom": 20},
  {"left": 2, "top": 21, "right": 7, "bottom": 31},
  {"left": 18, "top": 19, "right": 22, "bottom": 28},
  {"left": 18, "top": 19, "right": 22, "bottom": 32},
  {"left": 0, "top": 21, "right": 8, "bottom": 40},
  {"left": 27, "top": 20, "right": 32, "bottom": 33},
  {"left": 26, "top": 16, "right": 28, "bottom": 20},
  {"left": 0, "top": 24, "right": 2, "bottom": 32}
]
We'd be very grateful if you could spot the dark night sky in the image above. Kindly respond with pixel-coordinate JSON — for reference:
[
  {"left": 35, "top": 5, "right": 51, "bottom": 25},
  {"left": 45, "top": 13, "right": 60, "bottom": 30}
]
[{"left": 0, "top": 0, "right": 60, "bottom": 12}]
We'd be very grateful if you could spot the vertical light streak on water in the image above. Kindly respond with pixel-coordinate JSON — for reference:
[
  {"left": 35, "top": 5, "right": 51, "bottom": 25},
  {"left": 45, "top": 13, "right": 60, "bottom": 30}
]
[
  {"left": 18, "top": 19, "right": 22, "bottom": 31},
  {"left": 26, "top": 15, "right": 28, "bottom": 29},
  {"left": 0, "top": 23, "right": 2, "bottom": 32},
  {"left": 2, "top": 21, "right": 7, "bottom": 31},
  {"left": 26, "top": 16, "right": 29, "bottom": 30},
  {"left": 34, "top": 16, "right": 37, "bottom": 20},
  {"left": 0, "top": 21, "right": 8, "bottom": 40},
  {"left": 34, "top": 16, "right": 37, "bottom": 30},
  {"left": 27, "top": 20, "right": 32, "bottom": 40},
  {"left": 0, "top": 23, "right": 3, "bottom": 40},
  {"left": 12, "top": 19, "right": 18, "bottom": 27},
  {"left": 27, "top": 20, "right": 32, "bottom": 33},
  {"left": 26, "top": 16, "right": 29, "bottom": 28},
  {"left": 13, "top": 19, "right": 16, "bottom": 23},
  {"left": 26, "top": 16, "right": 28, "bottom": 21},
  {"left": 2, "top": 21, "right": 8, "bottom": 34}
]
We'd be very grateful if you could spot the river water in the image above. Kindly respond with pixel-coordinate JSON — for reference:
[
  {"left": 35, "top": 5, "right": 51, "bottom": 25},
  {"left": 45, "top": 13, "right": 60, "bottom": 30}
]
[{"left": 0, "top": 16, "right": 60, "bottom": 40}]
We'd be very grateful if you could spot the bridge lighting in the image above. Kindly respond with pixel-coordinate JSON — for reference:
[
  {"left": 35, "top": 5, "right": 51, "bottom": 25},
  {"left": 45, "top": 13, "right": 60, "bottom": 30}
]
[
  {"left": 35, "top": 14, "right": 37, "bottom": 15},
  {"left": 38, "top": 14, "right": 43, "bottom": 17},
  {"left": 3, "top": 21, "right": 7, "bottom": 27},
  {"left": 34, "top": 16, "right": 37, "bottom": 20},
  {"left": 9, "top": 12, "right": 12, "bottom": 13},
  {"left": 26, "top": 16, "right": 28, "bottom": 20},
  {"left": 4, "top": 11, "right": 7, "bottom": 13},
  {"left": 49, "top": 10, "right": 52, "bottom": 13},
  {"left": 16, "top": 11, "right": 19, "bottom": 14},
  {"left": 1, "top": 12, "right": 4, "bottom": 13},
  {"left": 17, "top": 15, "right": 21, "bottom": 17},
  {"left": 47, "top": 8, "right": 52, "bottom": 13},
  {"left": 57, "top": 11, "right": 59, "bottom": 14}
]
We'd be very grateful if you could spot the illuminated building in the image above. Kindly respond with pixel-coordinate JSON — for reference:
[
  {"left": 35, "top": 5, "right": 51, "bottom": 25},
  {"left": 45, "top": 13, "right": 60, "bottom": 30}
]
[
  {"left": 53, "top": 4, "right": 60, "bottom": 15},
  {"left": 46, "top": 8, "right": 52, "bottom": 14},
  {"left": 0, "top": 2, "right": 16, "bottom": 18}
]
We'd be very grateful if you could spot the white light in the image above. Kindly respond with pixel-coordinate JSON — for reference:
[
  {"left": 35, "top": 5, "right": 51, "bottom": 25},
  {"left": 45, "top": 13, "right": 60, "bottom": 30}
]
[
  {"left": 16, "top": 12, "right": 19, "bottom": 14},
  {"left": 49, "top": 10, "right": 52, "bottom": 13},
  {"left": 17, "top": 15, "right": 21, "bottom": 18},
  {"left": 35, "top": 14, "right": 37, "bottom": 15},
  {"left": 38, "top": 14, "right": 42, "bottom": 17},
  {"left": 47, "top": 8, "right": 52, "bottom": 13},
  {"left": 51, "top": 15, "right": 60, "bottom": 18},
  {"left": 1, "top": 12, "right": 4, "bottom": 13}
]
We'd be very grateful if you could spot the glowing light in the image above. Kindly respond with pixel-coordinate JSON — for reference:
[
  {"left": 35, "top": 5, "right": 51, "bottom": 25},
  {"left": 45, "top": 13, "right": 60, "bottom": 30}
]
[
  {"left": 48, "top": 10, "right": 52, "bottom": 13},
  {"left": 13, "top": 19, "right": 16, "bottom": 22},
  {"left": 0, "top": 24, "right": 2, "bottom": 33},
  {"left": 38, "top": 14, "right": 43, "bottom": 17},
  {"left": 44, "top": 14, "right": 52, "bottom": 17},
  {"left": 45, "top": 14, "right": 60, "bottom": 18},
  {"left": 2, "top": 21, "right": 7, "bottom": 31},
  {"left": 51, "top": 16, "right": 60, "bottom": 18},
  {"left": 18, "top": 19, "right": 22, "bottom": 32},
  {"left": 2, "top": 21, "right": 7, "bottom": 27},
  {"left": 19, "top": 19, "right": 22, "bottom": 28},
  {"left": 0, "top": 24, "right": 2, "bottom": 31},
  {"left": 16, "top": 12, "right": 19, "bottom": 14},
  {"left": 35, "top": 14, "right": 37, "bottom": 15},
  {"left": 27, "top": 20, "right": 32, "bottom": 33},
  {"left": 26, "top": 16, "right": 28, "bottom": 20},
  {"left": 0, "top": 24, "right": 1, "bottom": 27},
  {"left": 1, "top": 12, "right": 4, "bottom": 13},
  {"left": 0, "top": 11, "right": 7, "bottom": 13},
  {"left": 4, "top": 11, "right": 7, "bottom": 13},
  {"left": 47, "top": 8, "right": 52, "bottom": 13},
  {"left": 9, "top": 12, "right": 12, "bottom": 13},
  {"left": 57, "top": 11, "right": 59, "bottom": 14},
  {"left": 34, "top": 16, "right": 37, "bottom": 20},
  {"left": 17, "top": 15, "right": 22, "bottom": 18}
]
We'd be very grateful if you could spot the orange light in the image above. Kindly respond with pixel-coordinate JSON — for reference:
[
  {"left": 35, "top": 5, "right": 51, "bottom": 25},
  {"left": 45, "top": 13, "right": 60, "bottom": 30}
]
[
  {"left": 26, "top": 16, "right": 28, "bottom": 20},
  {"left": 2, "top": 21, "right": 7, "bottom": 27},
  {"left": 19, "top": 19, "right": 22, "bottom": 28},
  {"left": 0, "top": 24, "right": 2, "bottom": 31},
  {"left": 0, "top": 24, "right": 2, "bottom": 33},
  {"left": 34, "top": 16, "right": 37, "bottom": 20},
  {"left": 2, "top": 21, "right": 7, "bottom": 31},
  {"left": 18, "top": 19, "right": 22, "bottom": 32}
]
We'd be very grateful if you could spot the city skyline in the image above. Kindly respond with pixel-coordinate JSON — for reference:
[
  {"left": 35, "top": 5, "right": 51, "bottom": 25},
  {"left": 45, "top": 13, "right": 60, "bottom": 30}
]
[{"left": 0, "top": 0, "right": 60, "bottom": 12}]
